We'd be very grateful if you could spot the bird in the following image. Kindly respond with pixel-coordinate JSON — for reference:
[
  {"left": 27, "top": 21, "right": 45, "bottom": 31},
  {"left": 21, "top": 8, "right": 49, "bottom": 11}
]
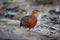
[{"left": 20, "top": 9, "right": 39, "bottom": 30}]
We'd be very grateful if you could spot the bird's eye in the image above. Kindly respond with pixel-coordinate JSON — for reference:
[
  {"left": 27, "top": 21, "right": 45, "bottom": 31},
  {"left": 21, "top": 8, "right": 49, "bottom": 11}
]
[{"left": 35, "top": 10, "right": 38, "bottom": 12}]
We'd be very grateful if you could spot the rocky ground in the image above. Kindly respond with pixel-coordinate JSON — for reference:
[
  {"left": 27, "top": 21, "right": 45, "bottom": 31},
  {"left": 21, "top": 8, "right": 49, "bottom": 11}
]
[{"left": 0, "top": 25, "right": 60, "bottom": 40}]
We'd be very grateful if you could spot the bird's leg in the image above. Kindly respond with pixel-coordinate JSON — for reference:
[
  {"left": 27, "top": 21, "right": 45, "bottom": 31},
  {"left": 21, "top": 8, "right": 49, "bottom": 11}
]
[
  {"left": 29, "top": 28, "right": 31, "bottom": 31},
  {"left": 27, "top": 28, "right": 31, "bottom": 31}
]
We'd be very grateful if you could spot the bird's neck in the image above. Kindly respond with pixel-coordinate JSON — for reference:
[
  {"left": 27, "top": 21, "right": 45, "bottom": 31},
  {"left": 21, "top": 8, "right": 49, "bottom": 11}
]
[{"left": 32, "top": 12, "right": 37, "bottom": 17}]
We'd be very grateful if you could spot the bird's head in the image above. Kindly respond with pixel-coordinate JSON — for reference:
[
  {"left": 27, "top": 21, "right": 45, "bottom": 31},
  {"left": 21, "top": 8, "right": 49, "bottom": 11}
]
[{"left": 32, "top": 8, "right": 40, "bottom": 17}]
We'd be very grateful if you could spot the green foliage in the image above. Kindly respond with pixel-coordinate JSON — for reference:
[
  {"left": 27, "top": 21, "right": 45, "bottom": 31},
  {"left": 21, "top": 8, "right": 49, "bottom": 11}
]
[{"left": 3, "top": 21, "right": 8, "bottom": 25}]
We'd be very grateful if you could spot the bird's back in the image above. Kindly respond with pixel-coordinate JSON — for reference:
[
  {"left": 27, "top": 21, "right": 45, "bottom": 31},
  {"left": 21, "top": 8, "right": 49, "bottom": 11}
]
[{"left": 21, "top": 15, "right": 32, "bottom": 22}]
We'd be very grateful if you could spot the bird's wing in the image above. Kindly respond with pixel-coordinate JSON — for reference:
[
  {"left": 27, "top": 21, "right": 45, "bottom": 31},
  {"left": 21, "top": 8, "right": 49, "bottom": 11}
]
[{"left": 21, "top": 15, "right": 32, "bottom": 23}]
